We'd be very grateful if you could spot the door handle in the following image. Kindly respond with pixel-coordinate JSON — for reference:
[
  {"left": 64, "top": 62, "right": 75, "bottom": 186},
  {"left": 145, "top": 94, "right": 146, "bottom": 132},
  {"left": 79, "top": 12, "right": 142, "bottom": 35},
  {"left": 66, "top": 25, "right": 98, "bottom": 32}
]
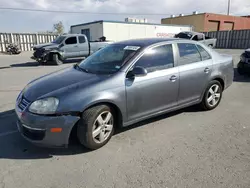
[
  {"left": 169, "top": 75, "right": 177, "bottom": 82},
  {"left": 204, "top": 67, "right": 210, "bottom": 73},
  {"left": 74, "top": 45, "right": 78, "bottom": 47}
]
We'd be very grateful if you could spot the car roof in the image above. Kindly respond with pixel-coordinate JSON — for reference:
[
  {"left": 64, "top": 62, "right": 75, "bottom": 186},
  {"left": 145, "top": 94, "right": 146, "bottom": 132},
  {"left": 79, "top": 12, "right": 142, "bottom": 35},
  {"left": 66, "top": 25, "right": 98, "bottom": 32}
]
[{"left": 114, "top": 38, "right": 181, "bottom": 48}]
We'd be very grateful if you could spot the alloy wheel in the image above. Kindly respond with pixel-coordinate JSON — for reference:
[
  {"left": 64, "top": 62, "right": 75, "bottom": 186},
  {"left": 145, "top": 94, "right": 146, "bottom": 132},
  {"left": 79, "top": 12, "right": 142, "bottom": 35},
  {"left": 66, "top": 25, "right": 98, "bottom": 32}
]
[
  {"left": 206, "top": 84, "right": 221, "bottom": 107},
  {"left": 92, "top": 111, "right": 113, "bottom": 144}
]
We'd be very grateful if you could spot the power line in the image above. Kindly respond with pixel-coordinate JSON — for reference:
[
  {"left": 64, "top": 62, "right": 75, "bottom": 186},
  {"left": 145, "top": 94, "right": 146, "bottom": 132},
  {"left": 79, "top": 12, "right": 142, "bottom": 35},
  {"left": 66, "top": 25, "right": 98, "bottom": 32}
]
[
  {"left": 0, "top": 7, "right": 177, "bottom": 16},
  {"left": 1, "top": 6, "right": 248, "bottom": 17},
  {"left": 0, "top": 7, "right": 210, "bottom": 16}
]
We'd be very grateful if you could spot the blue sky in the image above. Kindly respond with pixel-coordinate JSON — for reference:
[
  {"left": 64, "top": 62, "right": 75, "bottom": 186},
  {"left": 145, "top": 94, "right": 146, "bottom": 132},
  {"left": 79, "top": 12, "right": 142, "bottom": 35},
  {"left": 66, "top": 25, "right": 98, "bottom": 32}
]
[{"left": 0, "top": 0, "right": 249, "bottom": 33}]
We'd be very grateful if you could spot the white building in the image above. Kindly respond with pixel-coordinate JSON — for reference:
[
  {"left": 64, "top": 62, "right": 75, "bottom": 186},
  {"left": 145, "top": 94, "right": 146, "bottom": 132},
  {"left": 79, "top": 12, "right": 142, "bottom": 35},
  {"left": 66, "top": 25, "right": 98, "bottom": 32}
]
[{"left": 70, "top": 20, "right": 193, "bottom": 42}]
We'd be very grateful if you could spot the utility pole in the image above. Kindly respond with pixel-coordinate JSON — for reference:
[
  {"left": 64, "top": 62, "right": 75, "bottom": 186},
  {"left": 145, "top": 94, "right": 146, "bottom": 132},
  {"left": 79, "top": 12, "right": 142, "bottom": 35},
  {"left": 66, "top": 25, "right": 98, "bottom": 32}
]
[{"left": 227, "top": 0, "right": 231, "bottom": 15}]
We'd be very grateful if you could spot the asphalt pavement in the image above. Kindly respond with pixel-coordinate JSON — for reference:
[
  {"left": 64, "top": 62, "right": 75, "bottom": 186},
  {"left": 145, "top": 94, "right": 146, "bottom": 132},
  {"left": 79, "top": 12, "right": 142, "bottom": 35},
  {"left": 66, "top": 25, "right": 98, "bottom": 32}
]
[{"left": 0, "top": 49, "right": 250, "bottom": 188}]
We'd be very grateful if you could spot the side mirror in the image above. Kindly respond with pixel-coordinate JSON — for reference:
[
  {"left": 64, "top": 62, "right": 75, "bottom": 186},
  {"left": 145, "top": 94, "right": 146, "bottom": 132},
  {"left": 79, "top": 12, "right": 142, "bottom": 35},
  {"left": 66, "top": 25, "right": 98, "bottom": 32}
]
[{"left": 127, "top": 66, "right": 147, "bottom": 78}]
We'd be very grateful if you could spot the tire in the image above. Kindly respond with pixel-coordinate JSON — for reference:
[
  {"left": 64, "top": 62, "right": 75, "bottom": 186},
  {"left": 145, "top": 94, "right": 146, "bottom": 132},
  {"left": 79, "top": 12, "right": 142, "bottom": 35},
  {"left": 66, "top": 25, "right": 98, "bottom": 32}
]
[
  {"left": 53, "top": 53, "right": 63, "bottom": 65},
  {"left": 200, "top": 80, "right": 223, "bottom": 111},
  {"left": 237, "top": 61, "right": 245, "bottom": 75},
  {"left": 77, "top": 105, "right": 115, "bottom": 150},
  {"left": 37, "top": 59, "right": 45, "bottom": 65}
]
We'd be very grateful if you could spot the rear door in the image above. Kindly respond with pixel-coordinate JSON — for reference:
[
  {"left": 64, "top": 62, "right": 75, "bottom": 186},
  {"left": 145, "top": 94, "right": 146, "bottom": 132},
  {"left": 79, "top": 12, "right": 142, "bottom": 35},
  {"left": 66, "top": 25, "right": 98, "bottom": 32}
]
[
  {"left": 62, "top": 36, "right": 79, "bottom": 58},
  {"left": 78, "top": 36, "right": 89, "bottom": 57},
  {"left": 177, "top": 43, "right": 213, "bottom": 105}
]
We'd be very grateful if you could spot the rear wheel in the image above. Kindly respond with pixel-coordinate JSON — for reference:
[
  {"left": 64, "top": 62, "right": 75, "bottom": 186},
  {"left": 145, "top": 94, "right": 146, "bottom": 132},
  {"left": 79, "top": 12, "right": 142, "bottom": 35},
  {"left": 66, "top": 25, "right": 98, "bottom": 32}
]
[
  {"left": 201, "top": 80, "right": 223, "bottom": 110},
  {"left": 77, "top": 105, "right": 115, "bottom": 150},
  {"left": 53, "top": 53, "right": 63, "bottom": 65}
]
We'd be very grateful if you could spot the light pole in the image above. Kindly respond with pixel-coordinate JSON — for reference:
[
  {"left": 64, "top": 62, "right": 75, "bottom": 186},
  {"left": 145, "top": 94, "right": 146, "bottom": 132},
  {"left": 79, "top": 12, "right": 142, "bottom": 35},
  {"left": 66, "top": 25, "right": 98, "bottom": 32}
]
[{"left": 227, "top": 0, "right": 231, "bottom": 15}]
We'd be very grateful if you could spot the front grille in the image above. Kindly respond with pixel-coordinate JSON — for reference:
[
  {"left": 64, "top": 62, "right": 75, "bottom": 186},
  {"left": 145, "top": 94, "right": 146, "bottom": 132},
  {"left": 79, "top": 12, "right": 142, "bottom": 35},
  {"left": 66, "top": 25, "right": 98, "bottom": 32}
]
[
  {"left": 21, "top": 124, "right": 45, "bottom": 141},
  {"left": 18, "top": 97, "right": 30, "bottom": 111}
]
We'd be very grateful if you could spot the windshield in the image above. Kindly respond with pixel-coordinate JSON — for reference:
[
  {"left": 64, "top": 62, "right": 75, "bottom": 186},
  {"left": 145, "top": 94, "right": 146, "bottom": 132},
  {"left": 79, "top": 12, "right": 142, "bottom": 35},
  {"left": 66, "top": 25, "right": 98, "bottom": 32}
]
[
  {"left": 52, "top": 36, "right": 66, "bottom": 44},
  {"left": 78, "top": 44, "right": 141, "bottom": 74},
  {"left": 175, "top": 32, "right": 192, "bottom": 39}
]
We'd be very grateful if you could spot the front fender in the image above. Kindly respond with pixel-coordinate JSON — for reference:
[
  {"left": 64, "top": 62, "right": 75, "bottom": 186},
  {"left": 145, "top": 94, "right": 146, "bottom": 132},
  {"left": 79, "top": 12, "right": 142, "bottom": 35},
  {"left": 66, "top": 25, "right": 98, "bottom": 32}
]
[{"left": 58, "top": 86, "right": 127, "bottom": 122}]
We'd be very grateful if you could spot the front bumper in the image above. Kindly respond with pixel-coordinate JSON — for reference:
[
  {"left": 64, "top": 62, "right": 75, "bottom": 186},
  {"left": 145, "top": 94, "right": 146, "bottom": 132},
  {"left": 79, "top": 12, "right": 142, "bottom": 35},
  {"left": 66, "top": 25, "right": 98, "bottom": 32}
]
[{"left": 15, "top": 107, "right": 80, "bottom": 148}]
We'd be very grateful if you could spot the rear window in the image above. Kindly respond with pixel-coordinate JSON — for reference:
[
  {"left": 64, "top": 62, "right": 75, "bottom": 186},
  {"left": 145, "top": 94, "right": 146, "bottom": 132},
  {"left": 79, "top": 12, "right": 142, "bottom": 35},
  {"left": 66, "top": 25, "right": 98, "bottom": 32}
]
[
  {"left": 177, "top": 43, "right": 202, "bottom": 65},
  {"left": 196, "top": 45, "right": 211, "bottom": 60}
]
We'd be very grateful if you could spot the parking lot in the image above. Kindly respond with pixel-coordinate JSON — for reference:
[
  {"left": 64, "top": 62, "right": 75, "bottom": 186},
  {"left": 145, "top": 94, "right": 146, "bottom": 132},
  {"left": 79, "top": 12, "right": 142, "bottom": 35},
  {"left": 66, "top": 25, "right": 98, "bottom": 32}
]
[{"left": 0, "top": 49, "right": 250, "bottom": 188}]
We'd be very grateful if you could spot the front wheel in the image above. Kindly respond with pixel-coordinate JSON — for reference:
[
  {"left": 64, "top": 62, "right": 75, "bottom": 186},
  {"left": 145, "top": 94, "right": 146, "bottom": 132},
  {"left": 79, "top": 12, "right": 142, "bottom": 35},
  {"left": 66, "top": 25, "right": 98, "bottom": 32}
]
[
  {"left": 201, "top": 80, "right": 223, "bottom": 110},
  {"left": 53, "top": 53, "right": 63, "bottom": 65},
  {"left": 77, "top": 105, "right": 115, "bottom": 150}
]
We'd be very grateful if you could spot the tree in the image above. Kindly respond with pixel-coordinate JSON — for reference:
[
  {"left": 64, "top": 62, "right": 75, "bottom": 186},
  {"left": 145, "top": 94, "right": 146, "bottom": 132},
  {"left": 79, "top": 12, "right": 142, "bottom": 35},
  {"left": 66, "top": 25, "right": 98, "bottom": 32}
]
[{"left": 53, "top": 21, "right": 64, "bottom": 34}]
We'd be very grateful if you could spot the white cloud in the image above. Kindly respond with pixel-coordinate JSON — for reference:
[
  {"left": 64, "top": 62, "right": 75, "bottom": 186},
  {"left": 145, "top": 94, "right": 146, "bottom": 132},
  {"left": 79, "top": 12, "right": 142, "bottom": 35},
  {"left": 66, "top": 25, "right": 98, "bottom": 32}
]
[{"left": 0, "top": 0, "right": 249, "bottom": 32}]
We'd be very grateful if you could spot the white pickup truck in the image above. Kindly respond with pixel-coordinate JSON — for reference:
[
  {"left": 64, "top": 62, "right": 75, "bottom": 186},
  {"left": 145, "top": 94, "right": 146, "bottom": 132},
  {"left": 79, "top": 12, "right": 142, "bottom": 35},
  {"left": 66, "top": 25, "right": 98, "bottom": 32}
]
[
  {"left": 175, "top": 31, "right": 217, "bottom": 48},
  {"left": 32, "top": 34, "right": 113, "bottom": 65}
]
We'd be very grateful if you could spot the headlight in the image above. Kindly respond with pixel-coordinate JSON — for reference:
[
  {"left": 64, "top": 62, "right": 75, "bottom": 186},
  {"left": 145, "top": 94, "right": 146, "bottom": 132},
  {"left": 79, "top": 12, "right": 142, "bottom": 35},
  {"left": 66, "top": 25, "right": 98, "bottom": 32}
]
[{"left": 29, "top": 97, "right": 59, "bottom": 114}]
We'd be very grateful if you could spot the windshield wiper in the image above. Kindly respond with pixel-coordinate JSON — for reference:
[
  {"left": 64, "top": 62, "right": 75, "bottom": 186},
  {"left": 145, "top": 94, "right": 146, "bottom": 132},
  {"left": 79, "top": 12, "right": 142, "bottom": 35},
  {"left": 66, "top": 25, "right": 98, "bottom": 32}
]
[{"left": 74, "top": 64, "right": 89, "bottom": 73}]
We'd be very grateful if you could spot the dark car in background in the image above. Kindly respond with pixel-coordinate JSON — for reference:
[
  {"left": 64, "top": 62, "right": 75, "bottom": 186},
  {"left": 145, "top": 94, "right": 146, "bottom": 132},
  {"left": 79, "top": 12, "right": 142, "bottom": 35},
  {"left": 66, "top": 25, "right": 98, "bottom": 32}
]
[
  {"left": 237, "top": 48, "right": 250, "bottom": 75},
  {"left": 16, "top": 38, "right": 233, "bottom": 150}
]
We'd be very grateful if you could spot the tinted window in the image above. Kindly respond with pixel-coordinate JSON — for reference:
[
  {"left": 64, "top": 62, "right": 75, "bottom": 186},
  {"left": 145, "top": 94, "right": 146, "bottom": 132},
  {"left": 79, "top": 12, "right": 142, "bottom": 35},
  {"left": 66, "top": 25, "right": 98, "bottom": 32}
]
[
  {"left": 134, "top": 44, "right": 174, "bottom": 73},
  {"left": 192, "top": 35, "right": 203, "bottom": 41},
  {"left": 197, "top": 45, "right": 211, "bottom": 60},
  {"left": 65, "top": 37, "right": 77, "bottom": 45},
  {"left": 192, "top": 35, "right": 198, "bottom": 41},
  {"left": 177, "top": 43, "right": 202, "bottom": 65},
  {"left": 175, "top": 32, "right": 192, "bottom": 39},
  {"left": 79, "top": 36, "right": 86, "bottom": 43}
]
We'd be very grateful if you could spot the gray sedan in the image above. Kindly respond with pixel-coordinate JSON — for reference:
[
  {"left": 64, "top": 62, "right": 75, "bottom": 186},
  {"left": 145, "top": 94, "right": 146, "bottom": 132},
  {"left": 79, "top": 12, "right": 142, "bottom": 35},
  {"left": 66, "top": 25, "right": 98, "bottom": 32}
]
[{"left": 15, "top": 38, "right": 234, "bottom": 150}]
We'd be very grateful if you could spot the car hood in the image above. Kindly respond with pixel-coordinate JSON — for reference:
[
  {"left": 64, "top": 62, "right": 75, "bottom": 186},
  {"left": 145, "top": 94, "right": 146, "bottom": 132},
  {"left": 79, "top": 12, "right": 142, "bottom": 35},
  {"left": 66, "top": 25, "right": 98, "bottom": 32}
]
[
  {"left": 23, "top": 67, "right": 108, "bottom": 101},
  {"left": 33, "top": 43, "right": 59, "bottom": 49}
]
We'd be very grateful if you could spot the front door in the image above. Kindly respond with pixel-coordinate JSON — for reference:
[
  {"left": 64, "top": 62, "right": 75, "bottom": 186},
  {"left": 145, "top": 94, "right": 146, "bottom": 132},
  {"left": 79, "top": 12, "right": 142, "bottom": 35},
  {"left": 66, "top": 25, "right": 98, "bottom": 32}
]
[
  {"left": 177, "top": 43, "right": 213, "bottom": 105},
  {"left": 62, "top": 36, "right": 79, "bottom": 58},
  {"left": 126, "top": 44, "right": 179, "bottom": 121}
]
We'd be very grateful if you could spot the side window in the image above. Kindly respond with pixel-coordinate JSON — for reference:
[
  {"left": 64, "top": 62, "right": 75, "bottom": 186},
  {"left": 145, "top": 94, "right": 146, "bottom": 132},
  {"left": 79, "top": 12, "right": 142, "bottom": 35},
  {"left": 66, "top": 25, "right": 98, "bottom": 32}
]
[
  {"left": 79, "top": 36, "right": 86, "bottom": 44},
  {"left": 177, "top": 43, "right": 202, "bottom": 66},
  {"left": 134, "top": 44, "right": 174, "bottom": 73},
  {"left": 192, "top": 35, "right": 203, "bottom": 41},
  {"left": 197, "top": 34, "right": 204, "bottom": 41},
  {"left": 196, "top": 45, "right": 211, "bottom": 60},
  {"left": 192, "top": 35, "right": 198, "bottom": 41},
  {"left": 65, "top": 37, "right": 77, "bottom": 45}
]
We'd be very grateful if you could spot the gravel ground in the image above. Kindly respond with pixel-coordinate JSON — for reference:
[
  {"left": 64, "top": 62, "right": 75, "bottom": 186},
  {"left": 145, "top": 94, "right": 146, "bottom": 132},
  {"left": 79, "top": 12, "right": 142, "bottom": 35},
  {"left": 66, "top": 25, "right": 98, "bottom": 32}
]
[{"left": 0, "top": 49, "right": 250, "bottom": 188}]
